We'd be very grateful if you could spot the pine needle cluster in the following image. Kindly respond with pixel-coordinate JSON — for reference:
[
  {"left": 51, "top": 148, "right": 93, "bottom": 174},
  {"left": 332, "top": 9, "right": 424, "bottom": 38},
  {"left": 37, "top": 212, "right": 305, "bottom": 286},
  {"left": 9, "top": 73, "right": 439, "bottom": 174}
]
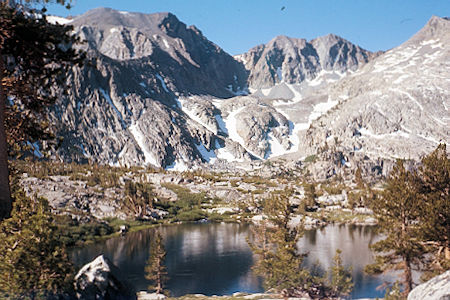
[{"left": 0, "top": 188, "right": 74, "bottom": 299}]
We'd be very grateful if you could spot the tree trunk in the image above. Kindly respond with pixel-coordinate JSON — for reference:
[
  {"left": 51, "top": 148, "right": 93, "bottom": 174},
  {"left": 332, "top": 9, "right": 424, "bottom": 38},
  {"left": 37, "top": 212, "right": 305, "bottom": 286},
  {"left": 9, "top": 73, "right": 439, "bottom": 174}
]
[
  {"left": 0, "top": 51, "right": 12, "bottom": 221},
  {"left": 404, "top": 258, "right": 413, "bottom": 296}
]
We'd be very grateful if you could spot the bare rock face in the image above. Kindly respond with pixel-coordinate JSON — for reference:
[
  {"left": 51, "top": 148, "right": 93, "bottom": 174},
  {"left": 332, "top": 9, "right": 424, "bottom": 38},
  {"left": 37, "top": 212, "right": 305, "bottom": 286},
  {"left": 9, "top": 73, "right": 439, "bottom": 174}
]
[
  {"left": 50, "top": 8, "right": 247, "bottom": 169},
  {"left": 74, "top": 255, "right": 137, "bottom": 300},
  {"left": 297, "top": 15, "right": 450, "bottom": 177},
  {"left": 236, "top": 34, "right": 374, "bottom": 89},
  {"left": 71, "top": 8, "right": 248, "bottom": 97},
  {"left": 48, "top": 10, "right": 448, "bottom": 176},
  {"left": 407, "top": 270, "right": 450, "bottom": 300}
]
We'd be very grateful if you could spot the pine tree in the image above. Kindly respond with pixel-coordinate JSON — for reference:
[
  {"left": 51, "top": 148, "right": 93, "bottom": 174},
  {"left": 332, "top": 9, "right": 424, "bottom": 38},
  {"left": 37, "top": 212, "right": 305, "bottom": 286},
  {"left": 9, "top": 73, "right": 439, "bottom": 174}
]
[
  {"left": 302, "top": 182, "right": 317, "bottom": 211},
  {"left": 416, "top": 144, "right": 450, "bottom": 278},
  {"left": 0, "top": 1, "right": 82, "bottom": 220},
  {"left": 123, "top": 181, "right": 155, "bottom": 219},
  {"left": 247, "top": 218, "right": 269, "bottom": 276},
  {"left": 365, "top": 160, "right": 424, "bottom": 296},
  {"left": 354, "top": 166, "right": 365, "bottom": 189},
  {"left": 329, "top": 249, "right": 353, "bottom": 297},
  {"left": 0, "top": 188, "right": 74, "bottom": 298},
  {"left": 248, "top": 193, "right": 310, "bottom": 295},
  {"left": 145, "top": 231, "right": 168, "bottom": 295},
  {"left": 384, "top": 281, "right": 403, "bottom": 300}
]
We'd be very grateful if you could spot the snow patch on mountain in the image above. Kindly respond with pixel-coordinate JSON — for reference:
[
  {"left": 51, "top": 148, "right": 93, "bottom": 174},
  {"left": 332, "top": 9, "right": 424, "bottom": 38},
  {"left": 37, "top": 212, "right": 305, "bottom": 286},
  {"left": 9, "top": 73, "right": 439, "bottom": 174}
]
[
  {"left": 156, "top": 74, "right": 169, "bottom": 93},
  {"left": 309, "top": 98, "right": 339, "bottom": 122},
  {"left": 215, "top": 114, "right": 228, "bottom": 135},
  {"left": 225, "top": 107, "right": 263, "bottom": 159},
  {"left": 129, "top": 121, "right": 159, "bottom": 167},
  {"left": 100, "top": 89, "right": 126, "bottom": 128},
  {"left": 166, "top": 160, "right": 189, "bottom": 172},
  {"left": 47, "top": 15, "right": 72, "bottom": 25},
  {"left": 195, "top": 143, "right": 217, "bottom": 163},
  {"left": 176, "top": 98, "right": 217, "bottom": 133}
]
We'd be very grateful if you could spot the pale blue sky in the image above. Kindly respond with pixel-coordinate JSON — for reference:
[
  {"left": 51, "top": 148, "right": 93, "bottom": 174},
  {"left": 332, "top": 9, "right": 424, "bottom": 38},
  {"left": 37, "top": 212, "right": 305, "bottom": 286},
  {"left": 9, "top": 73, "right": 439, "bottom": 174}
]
[{"left": 45, "top": 0, "right": 450, "bottom": 55}]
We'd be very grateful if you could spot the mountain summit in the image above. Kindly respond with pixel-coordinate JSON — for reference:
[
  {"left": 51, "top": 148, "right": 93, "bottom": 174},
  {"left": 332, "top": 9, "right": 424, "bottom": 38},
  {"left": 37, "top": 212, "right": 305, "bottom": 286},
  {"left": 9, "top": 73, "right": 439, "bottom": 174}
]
[{"left": 236, "top": 34, "right": 375, "bottom": 89}]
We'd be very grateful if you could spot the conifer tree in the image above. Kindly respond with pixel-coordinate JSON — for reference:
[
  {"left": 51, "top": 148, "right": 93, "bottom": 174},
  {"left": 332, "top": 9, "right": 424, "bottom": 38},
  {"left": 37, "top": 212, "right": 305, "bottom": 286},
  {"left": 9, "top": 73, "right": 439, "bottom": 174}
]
[
  {"left": 248, "top": 192, "right": 310, "bottom": 295},
  {"left": 365, "top": 160, "right": 424, "bottom": 296},
  {"left": 247, "top": 218, "right": 269, "bottom": 275},
  {"left": 303, "top": 183, "right": 317, "bottom": 210},
  {"left": 328, "top": 249, "right": 353, "bottom": 297},
  {"left": 354, "top": 166, "right": 365, "bottom": 189},
  {"left": 0, "top": 1, "right": 82, "bottom": 220},
  {"left": 123, "top": 181, "right": 156, "bottom": 219},
  {"left": 145, "top": 231, "right": 168, "bottom": 295},
  {"left": 416, "top": 144, "right": 450, "bottom": 278},
  {"left": 0, "top": 188, "right": 74, "bottom": 298}
]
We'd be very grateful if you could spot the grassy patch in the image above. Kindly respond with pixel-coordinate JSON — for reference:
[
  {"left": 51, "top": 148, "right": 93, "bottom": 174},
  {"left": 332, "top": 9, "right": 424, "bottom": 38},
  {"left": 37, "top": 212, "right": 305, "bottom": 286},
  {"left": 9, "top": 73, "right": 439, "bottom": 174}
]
[{"left": 304, "top": 154, "right": 317, "bottom": 163}]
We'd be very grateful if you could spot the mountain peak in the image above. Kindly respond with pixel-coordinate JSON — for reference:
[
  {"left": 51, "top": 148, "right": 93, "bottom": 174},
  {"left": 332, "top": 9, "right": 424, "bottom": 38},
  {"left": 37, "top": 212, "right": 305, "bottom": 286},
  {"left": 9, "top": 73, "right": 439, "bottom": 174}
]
[
  {"left": 312, "top": 33, "right": 344, "bottom": 43},
  {"left": 269, "top": 35, "right": 306, "bottom": 45},
  {"left": 427, "top": 15, "right": 450, "bottom": 26},
  {"left": 71, "top": 7, "right": 176, "bottom": 30},
  {"left": 423, "top": 15, "right": 450, "bottom": 33},
  {"left": 406, "top": 15, "right": 450, "bottom": 45}
]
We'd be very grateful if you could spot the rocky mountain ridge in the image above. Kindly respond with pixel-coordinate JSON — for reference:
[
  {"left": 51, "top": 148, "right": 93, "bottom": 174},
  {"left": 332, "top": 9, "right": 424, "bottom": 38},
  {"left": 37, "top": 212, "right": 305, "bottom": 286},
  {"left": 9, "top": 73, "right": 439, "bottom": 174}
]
[
  {"left": 296, "top": 15, "right": 449, "bottom": 177},
  {"left": 235, "top": 34, "right": 376, "bottom": 89},
  {"left": 47, "top": 9, "right": 449, "bottom": 178}
]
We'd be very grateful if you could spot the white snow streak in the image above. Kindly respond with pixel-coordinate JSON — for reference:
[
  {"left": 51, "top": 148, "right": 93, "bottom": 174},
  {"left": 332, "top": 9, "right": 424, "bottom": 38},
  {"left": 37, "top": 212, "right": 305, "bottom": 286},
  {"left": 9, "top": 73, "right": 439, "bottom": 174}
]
[
  {"left": 195, "top": 143, "right": 217, "bottom": 163},
  {"left": 162, "top": 38, "right": 170, "bottom": 49},
  {"left": 46, "top": 16, "right": 72, "bottom": 25},
  {"left": 215, "top": 114, "right": 228, "bottom": 134},
  {"left": 359, "top": 128, "right": 411, "bottom": 139},
  {"left": 217, "top": 148, "right": 243, "bottom": 162},
  {"left": 166, "top": 160, "right": 189, "bottom": 172},
  {"left": 390, "top": 88, "right": 424, "bottom": 111},
  {"left": 225, "top": 107, "right": 263, "bottom": 159},
  {"left": 129, "top": 122, "right": 160, "bottom": 167},
  {"left": 276, "top": 66, "right": 283, "bottom": 82},
  {"left": 266, "top": 132, "right": 286, "bottom": 158},
  {"left": 309, "top": 98, "right": 339, "bottom": 122},
  {"left": 100, "top": 89, "right": 126, "bottom": 128},
  {"left": 177, "top": 98, "right": 217, "bottom": 133}
]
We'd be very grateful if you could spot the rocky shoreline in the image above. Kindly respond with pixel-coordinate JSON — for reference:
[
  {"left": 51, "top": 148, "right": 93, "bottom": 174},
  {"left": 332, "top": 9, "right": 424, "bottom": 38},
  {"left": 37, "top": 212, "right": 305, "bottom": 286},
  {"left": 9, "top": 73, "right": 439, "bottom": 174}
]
[{"left": 76, "top": 255, "right": 450, "bottom": 300}]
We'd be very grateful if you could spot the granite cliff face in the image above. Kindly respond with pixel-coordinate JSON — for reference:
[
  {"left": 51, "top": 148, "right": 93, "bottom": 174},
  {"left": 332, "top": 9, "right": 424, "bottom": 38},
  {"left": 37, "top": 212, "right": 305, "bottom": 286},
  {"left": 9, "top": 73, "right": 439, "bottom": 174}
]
[
  {"left": 50, "top": 8, "right": 248, "bottom": 169},
  {"left": 295, "top": 16, "right": 450, "bottom": 177},
  {"left": 48, "top": 9, "right": 449, "bottom": 175},
  {"left": 235, "top": 34, "right": 375, "bottom": 89}
]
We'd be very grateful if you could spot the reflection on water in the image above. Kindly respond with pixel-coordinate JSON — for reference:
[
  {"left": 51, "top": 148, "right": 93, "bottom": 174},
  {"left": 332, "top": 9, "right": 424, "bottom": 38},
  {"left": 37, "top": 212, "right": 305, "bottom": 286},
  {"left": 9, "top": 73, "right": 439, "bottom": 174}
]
[
  {"left": 299, "top": 224, "right": 391, "bottom": 298},
  {"left": 71, "top": 223, "right": 391, "bottom": 298}
]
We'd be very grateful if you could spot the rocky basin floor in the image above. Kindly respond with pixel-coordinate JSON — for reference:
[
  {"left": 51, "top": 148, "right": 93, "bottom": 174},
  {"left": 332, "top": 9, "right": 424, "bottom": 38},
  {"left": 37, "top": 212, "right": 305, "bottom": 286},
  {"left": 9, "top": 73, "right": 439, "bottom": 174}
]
[{"left": 15, "top": 160, "right": 378, "bottom": 236}]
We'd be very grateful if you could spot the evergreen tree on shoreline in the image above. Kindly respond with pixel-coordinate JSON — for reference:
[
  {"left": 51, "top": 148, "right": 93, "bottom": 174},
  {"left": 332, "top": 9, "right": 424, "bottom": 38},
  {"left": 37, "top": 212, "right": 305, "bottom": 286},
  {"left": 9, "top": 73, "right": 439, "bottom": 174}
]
[
  {"left": 329, "top": 249, "right": 353, "bottom": 297},
  {"left": 145, "top": 231, "right": 168, "bottom": 295},
  {"left": 416, "top": 144, "right": 450, "bottom": 279},
  {"left": 365, "top": 160, "right": 424, "bottom": 296},
  {"left": 248, "top": 192, "right": 310, "bottom": 295}
]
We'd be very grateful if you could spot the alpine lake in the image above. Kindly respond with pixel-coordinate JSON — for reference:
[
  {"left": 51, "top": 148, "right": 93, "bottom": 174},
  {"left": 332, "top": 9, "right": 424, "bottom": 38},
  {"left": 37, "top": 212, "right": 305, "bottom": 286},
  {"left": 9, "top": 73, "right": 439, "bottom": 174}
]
[{"left": 71, "top": 223, "right": 394, "bottom": 299}]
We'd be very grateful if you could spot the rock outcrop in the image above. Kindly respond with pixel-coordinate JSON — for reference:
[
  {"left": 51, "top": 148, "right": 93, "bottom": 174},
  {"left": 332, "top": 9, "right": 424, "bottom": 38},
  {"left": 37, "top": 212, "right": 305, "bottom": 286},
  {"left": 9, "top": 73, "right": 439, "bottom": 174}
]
[
  {"left": 74, "top": 254, "right": 137, "bottom": 300},
  {"left": 408, "top": 270, "right": 450, "bottom": 300}
]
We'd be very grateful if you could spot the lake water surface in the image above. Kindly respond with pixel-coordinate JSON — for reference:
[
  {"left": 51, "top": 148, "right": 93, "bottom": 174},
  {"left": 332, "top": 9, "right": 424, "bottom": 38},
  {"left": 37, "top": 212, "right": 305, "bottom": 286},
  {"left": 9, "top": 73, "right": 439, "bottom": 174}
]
[{"left": 71, "top": 223, "right": 393, "bottom": 298}]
